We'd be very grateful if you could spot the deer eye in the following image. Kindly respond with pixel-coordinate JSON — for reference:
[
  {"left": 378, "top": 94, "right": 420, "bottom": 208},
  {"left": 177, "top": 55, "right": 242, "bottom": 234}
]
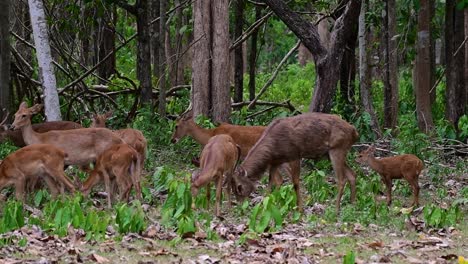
[{"left": 22, "top": 114, "right": 26, "bottom": 118}]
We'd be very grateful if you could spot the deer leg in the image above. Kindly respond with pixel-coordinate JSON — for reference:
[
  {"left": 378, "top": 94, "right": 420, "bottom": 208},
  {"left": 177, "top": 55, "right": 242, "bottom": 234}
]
[
  {"left": 344, "top": 164, "right": 357, "bottom": 204},
  {"left": 42, "top": 175, "right": 60, "bottom": 197},
  {"left": 14, "top": 176, "right": 26, "bottom": 202},
  {"left": 268, "top": 165, "right": 282, "bottom": 191},
  {"left": 405, "top": 173, "right": 420, "bottom": 207},
  {"left": 215, "top": 175, "right": 223, "bottom": 217},
  {"left": 45, "top": 167, "right": 76, "bottom": 194},
  {"left": 329, "top": 149, "right": 347, "bottom": 213},
  {"left": 206, "top": 183, "right": 211, "bottom": 210},
  {"left": 102, "top": 170, "right": 113, "bottom": 209},
  {"left": 288, "top": 160, "right": 302, "bottom": 212},
  {"left": 383, "top": 178, "right": 393, "bottom": 206},
  {"left": 224, "top": 172, "right": 233, "bottom": 209}
]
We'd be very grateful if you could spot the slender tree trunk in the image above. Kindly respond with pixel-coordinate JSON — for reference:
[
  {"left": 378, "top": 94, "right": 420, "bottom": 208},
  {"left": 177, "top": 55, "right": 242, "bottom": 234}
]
[
  {"left": 382, "top": 0, "right": 398, "bottom": 129},
  {"left": 454, "top": 8, "right": 465, "bottom": 121},
  {"left": 233, "top": 0, "right": 244, "bottom": 103},
  {"left": 158, "top": 0, "right": 167, "bottom": 116},
  {"left": 465, "top": 9, "right": 468, "bottom": 114},
  {"left": 359, "top": 0, "right": 381, "bottom": 138},
  {"left": 136, "top": 0, "right": 152, "bottom": 105},
  {"left": 429, "top": 0, "right": 436, "bottom": 103},
  {"left": 416, "top": 0, "right": 434, "bottom": 133},
  {"left": 339, "top": 22, "right": 358, "bottom": 108},
  {"left": 174, "top": 0, "right": 184, "bottom": 86},
  {"left": 152, "top": 0, "right": 160, "bottom": 78},
  {"left": 192, "top": 0, "right": 211, "bottom": 117},
  {"left": 28, "top": 0, "right": 61, "bottom": 121},
  {"left": 0, "top": 0, "right": 10, "bottom": 113},
  {"left": 97, "top": 7, "right": 116, "bottom": 81},
  {"left": 211, "top": 0, "right": 230, "bottom": 122},
  {"left": 248, "top": 6, "right": 261, "bottom": 101}
]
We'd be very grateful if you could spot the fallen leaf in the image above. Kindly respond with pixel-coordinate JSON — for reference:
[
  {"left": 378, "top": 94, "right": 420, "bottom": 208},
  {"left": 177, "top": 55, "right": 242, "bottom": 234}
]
[
  {"left": 367, "top": 241, "right": 384, "bottom": 249},
  {"left": 89, "top": 253, "right": 110, "bottom": 263}
]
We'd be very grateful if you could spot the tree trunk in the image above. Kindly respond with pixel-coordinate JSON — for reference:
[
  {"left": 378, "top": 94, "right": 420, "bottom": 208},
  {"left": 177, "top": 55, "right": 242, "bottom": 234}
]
[
  {"left": 233, "top": 0, "right": 244, "bottom": 103},
  {"left": 136, "top": 0, "right": 152, "bottom": 105},
  {"left": 0, "top": 0, "right": 10, "bottom": 113},
  {"left": 192, "top": 0, "right": 211, "bottom": 117},
  {"left": 28, "top": 0, "right": 61, "bottom": 121},
  {"left": 152, "top": 0, "right": 160, "bottom": 78},
  {"left": 415, "top": 0, "right": 434, "bottom": 133},
  {"left": 158, "top": 0, "right": 167, "bottom": 116},
  {"left": 339, "top": 21, "right": 358, "bottom": 108},
  {"left": 382, "top": 0, "right": 398, "bottom": 129},
  {"left": 174, "top": 0, "right": 184, "bottom": 86},
  {"left": 248, "top": 6, "right": 261, "bottom": 101},
  {"left": 465, "top": 8, "right": 468, "bottom": 115},
  {"left": 359, "top": 0, "right": 381, "bottom": 138},
  {"left": 211, "top": 0, "right": 230, "bottom": 122},
  {"left": 96, "top": 6, "right": 116, "bottom": 81}
]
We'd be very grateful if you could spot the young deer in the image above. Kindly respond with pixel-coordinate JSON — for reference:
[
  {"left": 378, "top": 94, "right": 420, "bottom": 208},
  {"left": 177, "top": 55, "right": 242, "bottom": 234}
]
[
  {"left": 10, "top": 103, "right": 124, "bottom": 185},
  {"left": 191, "top": 135, "right": 241, "bottom": 217},
  {"left": 81, "top": 144, "right": 142, "bottom": 208},
  {"left": 232, "top": 112, "right": 359, "bottom": 213},
  {"left": 356, "top": 146, "right": 423, "bottom": 206},
  {"left": 0, "top": 111, "right": 82, "bottom": 147},
  {"left": 171, "top": 110, "right": 302, "bottom": 210},
  {"left": 90, "top": 112, "right": 147, "bottom": 169},
  {"left": 0, "top": 144, "right": 76, "bottom": 201}
]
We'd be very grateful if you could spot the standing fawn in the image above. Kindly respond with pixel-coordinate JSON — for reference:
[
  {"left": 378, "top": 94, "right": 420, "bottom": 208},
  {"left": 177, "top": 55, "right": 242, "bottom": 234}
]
[
  {"left": 81, "top": 144, "right": 142, "bottom": 208},
  {"left": 90, "top": 112, "right": 147, "bottom": 169},
  {"left": 356, "top": 146, "right": 424, "bottom": 206},
  {"left": 0, "top": 144, "right": 76, "bottom": 201},
  {"left": 191, "top": 135, "right": 241, "bottom": 217},
  {"left": 232, "top": 112, "right": 359, "bottom": 213},
  {"left": 171, "top": 109, "right": 302, "bottom": 210}
]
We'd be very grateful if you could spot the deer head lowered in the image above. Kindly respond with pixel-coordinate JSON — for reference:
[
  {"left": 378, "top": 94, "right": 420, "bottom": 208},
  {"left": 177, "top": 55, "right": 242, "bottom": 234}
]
[{"left": 232, "top": 112, "right": 359, "bottom": 213}]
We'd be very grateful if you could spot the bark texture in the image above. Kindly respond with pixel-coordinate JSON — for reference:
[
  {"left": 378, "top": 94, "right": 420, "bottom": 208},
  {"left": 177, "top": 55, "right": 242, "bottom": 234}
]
[
  {"left": 233, "top": 0, "right": 245, "bottom": 103},
  {"left": 0, "top": 0, "right": 10, "bottom": 113},
  {"left": 158, "top": 0, "right": 167, "bottom": 116},
  {"left": 28, "top": 0, "right": 61, "bottom": 121},
  {"left": 248, "top": 6, "right": 261, "bottom": 101}
]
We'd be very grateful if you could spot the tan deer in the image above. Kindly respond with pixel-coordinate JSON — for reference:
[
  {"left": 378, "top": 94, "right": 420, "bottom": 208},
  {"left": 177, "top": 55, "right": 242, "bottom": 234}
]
[
  {"left": 0, "top": 144, "right": 76, "bottom": 201},
  {"left": 191, "top": 134, "right": 241, "bottom": 217},
  {"left": 171, "top": 110, "right": 303, "bottom": 210},
  {"left": 10, "top": 102, "right": 124, "bottom": 185},
  {"left": 81, "top": 144, "right": 142, "bottom": 208},
  {"left": 356, "top": 146, "right": 423, "bottom": 206},
  {"left": 0, "top": 111, "right": 82, "bottom": 147},
  {"left": 232, "top": 112, "right": 359, "bottom": 213},
  {"left": 90, "top": 112, "right": 147, "bottom": 169}
]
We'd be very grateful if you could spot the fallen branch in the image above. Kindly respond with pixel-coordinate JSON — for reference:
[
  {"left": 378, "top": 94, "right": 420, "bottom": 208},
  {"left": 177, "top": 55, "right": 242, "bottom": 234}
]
[
  {"left": 232, "top": 100, "right": 297, "bottom": 112},
  {"left": 245, "top": 100, "right": 297, "bottom": 119}
]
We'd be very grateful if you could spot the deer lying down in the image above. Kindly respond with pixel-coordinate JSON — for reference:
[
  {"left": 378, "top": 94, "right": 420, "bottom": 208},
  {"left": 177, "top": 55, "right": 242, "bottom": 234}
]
[
  {"left": 232, "top": 112, "right": 359, "bottom": 213},
  {"left": 191, "top": 134, "right": 241, "bottom": 217},
  {"left": 81, "top": 144, "right": 142, "bottom": 208},
  {"left": 356, "top": 146, "right": 423, "bottom": 206},
  {"left": 171, "top": 110, "right": 302, "bottom": 210},
  {"left": 91, "top": 112, "right": 147, "bottom": 169},
  {"left": 0, "top": 112, "right": 82, "bottom": 147},
  {"left": 0, "top": 144, "right": 76, "bottom": 201}
]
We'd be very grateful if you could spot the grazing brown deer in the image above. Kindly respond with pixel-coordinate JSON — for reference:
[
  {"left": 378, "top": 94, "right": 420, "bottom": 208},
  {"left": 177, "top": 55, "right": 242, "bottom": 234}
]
[
  {"left": 81, "top": 144, "right": 142, "bottom": 208},
  {"left": 191, "top": 134, "right": 241, "bottom": 217},
  {"left": 356, "top": 146, "right": 423, "bottom": 206},
  {"left": 11, "top": 102, "right": 124, "bottom": 185},
  {"left": 0, "top": 144, "right": 76, "bottom": 201},
  {"left": 171, "top": 110, "right": 303, "bottom": 210},
  {"left": 0, "top": 111, "right": 82, "bottom": 147},
  {"left": 232, "top": 112, "right": 359, "bottom": 213},
  {"left": 90, "top": 112, "right": 147, "bottom": 169}
]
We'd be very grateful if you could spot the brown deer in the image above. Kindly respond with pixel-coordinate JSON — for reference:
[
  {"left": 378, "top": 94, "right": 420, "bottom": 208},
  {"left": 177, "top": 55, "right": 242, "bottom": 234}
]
[
  {"left": 0, "top": 111, "right": 82, "bottom": 147},
  {"left": 81, "top": 144, "right": 142, "bottom": 208},
  {"left": 171, "top": 110, "right": 303, "bottom": 210},
  {"left": 10, "top": 102, "right": 124, "bottom": 184},
  {"left": 191, "top": 134, "right": 241, "bottom": 216},
  {"left": 232, "top": 112, "right": 359, "bottom": 213},
  {"left": 90, "top": 112, "right": 147, "bottom": 169},
  {"left": 356, "top": 146, "right": 423, "bottom": 206},
  {"left": 0, "top": 144, "right": 76, "bottom": 201}
]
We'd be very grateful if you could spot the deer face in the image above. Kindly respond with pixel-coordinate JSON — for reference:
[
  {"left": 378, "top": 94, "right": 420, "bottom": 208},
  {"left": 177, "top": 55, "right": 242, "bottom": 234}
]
[
  {"left": 91, "top": 111, "right": 112, "bottom": 128},
  {"left": 11, "top": 103, "right": 42, "bottom": 130},
  {"left": 171, "top": 117, "right": 191, "bottom": 144},
  {"left": 355, "top": 146, "right": 376, "bottom": 165},
  {"left": 232, "top": 166, "right": 255, "bottom": 199}
]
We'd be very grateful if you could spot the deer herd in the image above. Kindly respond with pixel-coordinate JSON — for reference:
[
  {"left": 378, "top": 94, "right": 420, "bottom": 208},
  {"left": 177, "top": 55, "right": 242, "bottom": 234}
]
[{"left": 0, "top": 102, "right": 424, "bottom": 217}]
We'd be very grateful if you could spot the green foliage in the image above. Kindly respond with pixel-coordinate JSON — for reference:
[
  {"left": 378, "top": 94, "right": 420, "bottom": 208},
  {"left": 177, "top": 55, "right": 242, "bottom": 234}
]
[
  {"left": 0, "top": 141, "right": 19, "bottom": 160},
  {"left": 343, "top": 251, "right": 356, "bottom": 264},
  {"left": 0, "top": 200, "right": 25, "bottom": 234},
  {"left": 423, "top": 203, "right": 461, "bottom": 228},
  {"left": 115, "top": 201, "right": 147, "bottom": 234},
  {"left": 458, "top": 115, "right": 468, "bottom": 140},
  {"left": 304, "top": 169, "right": 335, "bottom": 204}
]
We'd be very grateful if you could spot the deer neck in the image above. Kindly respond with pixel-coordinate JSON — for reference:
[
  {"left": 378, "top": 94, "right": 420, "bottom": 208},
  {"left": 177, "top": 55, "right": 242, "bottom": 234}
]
[
  {"left": 367, "top": 156, "right": 384, "bottom": 174},
  {"left": 187, "top": 121, "right": 215, "bottom": 145},
  {"left": 20, "top": 121, "right": 40, "bottom": 145}
]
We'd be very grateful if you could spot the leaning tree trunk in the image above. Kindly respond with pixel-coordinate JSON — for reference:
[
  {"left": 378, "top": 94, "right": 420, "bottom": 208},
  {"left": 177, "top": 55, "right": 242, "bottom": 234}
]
[
  {"left": 264, "top": 0, "right": 361, "bottom": 113},
  {"left": 211, "top": 0, "right": 230, "bottom": 122},
  {"left": 158, "top": 0, "right": 167, "bottom": 116},
  {"left": 415, "top": 0, "right": 434, "bottom": 133},
  {"left": 28, "top": 0, "right": 61, "bottom": 121},
  {"left": 359, "top": 0, "right": 381, "bottom": 138},
  {"left": 0, "top": 0, "right": 10, "bottom": 113},
  {"left": 233, "top": 0, "right": 244, "bottom": 103}
]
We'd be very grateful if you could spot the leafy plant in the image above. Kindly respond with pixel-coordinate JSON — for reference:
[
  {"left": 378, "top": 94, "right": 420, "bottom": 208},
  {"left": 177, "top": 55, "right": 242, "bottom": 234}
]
[
  {"left": 423, "top": 203, "right": 461, "bottom": 228},
  {"left": 0, "top": 200, "right": 25, "bottom": 234},
  {"left": 343, "top": 251, "right": 356, "bottom": 264},
  {"left": 115, "top": 200, "right": 147, "bottom": 234}
]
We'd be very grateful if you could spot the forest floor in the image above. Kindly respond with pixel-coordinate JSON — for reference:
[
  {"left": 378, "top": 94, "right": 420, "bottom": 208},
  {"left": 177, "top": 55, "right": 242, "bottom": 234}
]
[{"left": 0, "top": 157, "right": 467, "bottom": 264}]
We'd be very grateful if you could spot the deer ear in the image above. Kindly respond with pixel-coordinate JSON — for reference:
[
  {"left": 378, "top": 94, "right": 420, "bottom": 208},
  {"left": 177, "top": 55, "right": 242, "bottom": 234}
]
[
  {"left": 368, "top": 145, "right": 376, "bottom": 152},
  {"left": 19, "top": 102, "right": 28, "bottom": 109},
  {"left": 104, "top": 111, "right": 113, "bottom": 118},
  {"left": 30, "top": 104, "right": 43, "bottom": 114}
]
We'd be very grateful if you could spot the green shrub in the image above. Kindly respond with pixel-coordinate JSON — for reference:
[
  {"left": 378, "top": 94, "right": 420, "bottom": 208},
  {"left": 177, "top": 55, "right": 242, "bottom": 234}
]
[{"left": 115, "top": 201, "right": 147, "bottom": 234}]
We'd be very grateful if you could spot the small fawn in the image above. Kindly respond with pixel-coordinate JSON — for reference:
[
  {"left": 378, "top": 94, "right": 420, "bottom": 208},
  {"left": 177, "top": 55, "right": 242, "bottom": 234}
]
[{"left": 356, "top": 146, "right": 424, "bottom": 206}]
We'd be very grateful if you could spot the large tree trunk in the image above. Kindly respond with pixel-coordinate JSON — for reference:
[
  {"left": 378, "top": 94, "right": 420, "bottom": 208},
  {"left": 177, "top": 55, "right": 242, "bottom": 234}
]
[
  {"left": 415, "top": 0, "right": 434, "bottom": 133},
  {"left": 339, "top": 21, "right": 358, "bottom": 109},
  {"left": 248, "top": 6, "right": 261, "bottom": 101},
  {"left": 28, "top": 0, "right": 61, "bottom": 121},
  {"left": 264, "top": 0, "right": 361, "bottom": 113},
  {"left": 211, "top": 0, "right": 230, "bottom": 122},
  {"left": 192, "top": 0, "right": 211, "bottom": 117},
  {"left": 158, "top": 0, "right": 167, "bottom": 116},
  {"left": 96, "top": 7, "right": 116, "bottom": 81},
  {"left": 382, "top": 0, "right": 398, "bottom": 129},
  {"left": 136, "top": 0, "right": 152, "bottom": 105},
  {"left": 359, "top": 0, "right": 381, "bottom": 138},
  {"left": 233, "top": 0, "right": 244, "bottom": 103},
  {"left": 0, "top": 0, "right": 10, "bottom": 113}
]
